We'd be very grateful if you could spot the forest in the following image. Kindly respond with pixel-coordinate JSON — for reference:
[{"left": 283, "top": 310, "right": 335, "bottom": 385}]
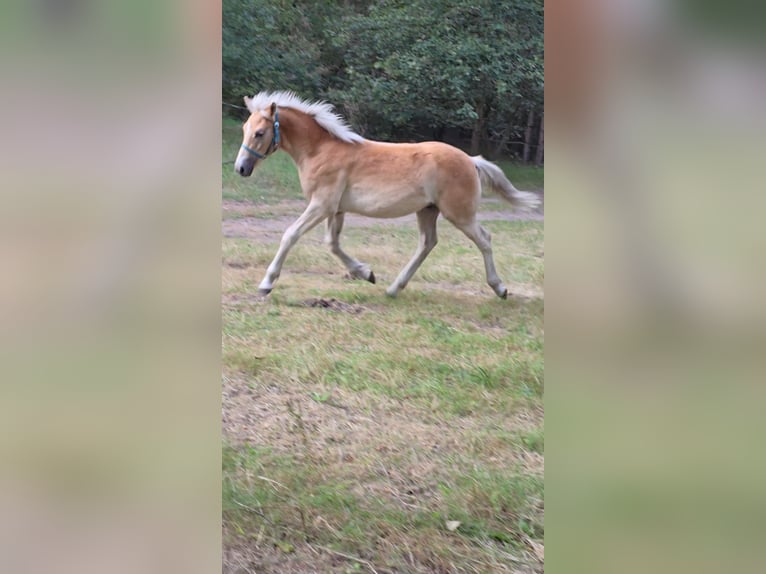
[{"left": 223, "top": 0, "right": 544, "bottom": 162}]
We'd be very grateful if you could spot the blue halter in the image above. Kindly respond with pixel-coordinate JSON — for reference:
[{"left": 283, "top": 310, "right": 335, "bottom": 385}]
[{"left": 241, "top": 109, "right": 281, "bottom": 159}]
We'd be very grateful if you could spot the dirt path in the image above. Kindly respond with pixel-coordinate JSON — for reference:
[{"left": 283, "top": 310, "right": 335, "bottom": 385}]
[{"left": 222, "top": 198, "right": 543, "bottom": 240}]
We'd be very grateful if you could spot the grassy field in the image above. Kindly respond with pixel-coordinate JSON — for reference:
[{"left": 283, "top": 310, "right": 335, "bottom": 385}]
[{"left": 222, "top": 117, "right": 544, "bottom": 573}]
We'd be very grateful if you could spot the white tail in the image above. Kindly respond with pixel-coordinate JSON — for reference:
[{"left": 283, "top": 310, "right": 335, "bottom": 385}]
[{"left": 471, "top": 156, "right": 540, "bottom": 212}]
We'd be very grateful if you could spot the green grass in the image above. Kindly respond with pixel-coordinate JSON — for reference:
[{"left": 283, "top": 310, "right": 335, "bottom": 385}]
[
  {"left": 496, "top": 159, "right": 544, "bottom": 191},
  {"left": 521, "top": 425, "right": 545, "bottom": 454},
  {"left": 221, "top": 117, "right": 544, "bottom": 573},
  {"left": 224, "top": 443, "right": 542, "bottom": 568}
]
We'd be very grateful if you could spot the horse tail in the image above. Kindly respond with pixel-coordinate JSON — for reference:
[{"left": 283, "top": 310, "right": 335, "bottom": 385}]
[{"left": 471, "top": 156, "right": 540, "bottom": 212}]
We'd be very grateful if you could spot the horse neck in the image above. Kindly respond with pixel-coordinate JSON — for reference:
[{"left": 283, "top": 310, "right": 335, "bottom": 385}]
[{"left": 278, "top": 109, "right": 330, "bottom": 167}]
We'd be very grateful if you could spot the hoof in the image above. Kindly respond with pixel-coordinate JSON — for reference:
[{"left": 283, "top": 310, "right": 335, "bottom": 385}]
[
  {"left": 368, "top": 271, "right": 376, "bottom": 284},
  {"left": 257, "top": 287, "right": 272, "bottom": 296}
]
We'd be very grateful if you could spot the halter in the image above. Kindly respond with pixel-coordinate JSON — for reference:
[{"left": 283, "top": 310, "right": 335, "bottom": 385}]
[{"left": 240, "top": 109, "right": 281, "bottom": 159}]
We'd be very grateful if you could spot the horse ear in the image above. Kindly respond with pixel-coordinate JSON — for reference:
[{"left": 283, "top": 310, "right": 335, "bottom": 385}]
[
  {"left": 243, "top": 96, "right": 255, "bottom": 113},
  {"left": 270, "top": 102, "right": 277, "bottom": 117}
]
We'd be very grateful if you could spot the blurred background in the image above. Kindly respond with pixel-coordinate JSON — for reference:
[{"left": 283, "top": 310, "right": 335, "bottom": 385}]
[
  {"left": 546, "top": 0, "right": 766, "bottom": 573},
  {"left": 0, "top": 0, "right": 221, "bottom": 573},
  {"left": 1, "top": 0, "right": 765, "bottom": 571}
]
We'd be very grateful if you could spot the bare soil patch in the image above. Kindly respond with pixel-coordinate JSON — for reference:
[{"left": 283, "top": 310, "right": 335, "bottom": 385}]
[
  {"left": 302, "top": 297, "right": 366, "bottom": 314},
  {"left": 223, "top": 543, "right": 343, "bottom": 574},
  {"left": 222, "top": 198, "right": 543, "bottom": 240}
]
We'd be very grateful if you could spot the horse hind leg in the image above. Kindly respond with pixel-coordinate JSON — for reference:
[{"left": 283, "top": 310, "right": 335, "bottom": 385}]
[
  {"left": 386, "top": 205, "right": 439, "bottom": 297},
  {"left": 325, "top": 213, "right": 376, "bottom": 284},
  {"left": 451, "top": 218, "right": 508, "bottom": 299}
]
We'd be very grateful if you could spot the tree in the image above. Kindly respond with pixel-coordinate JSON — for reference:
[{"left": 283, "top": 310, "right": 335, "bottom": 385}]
[
  {"left": 326, "top": 0, "right": 543, "bottom": 155},
  {"left": 222, "top": 0, "right": 544, "bottom": 161},
  {"left": 222, "top": 0, "right": 324, "bottom": 104}
]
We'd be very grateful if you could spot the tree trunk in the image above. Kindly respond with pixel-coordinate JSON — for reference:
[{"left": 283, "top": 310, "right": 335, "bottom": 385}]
[
  {"left": 535, "top": 114, "right": 544, "bottom": 165},
  {"left": 523, "top": 110, "right": 535, "bottom": 163},
  {"left": 492, "top": 127, "right": 511, "bottom": 159},
  {"left": 470, "top": 102, "right": 487, "bottom": 155}
]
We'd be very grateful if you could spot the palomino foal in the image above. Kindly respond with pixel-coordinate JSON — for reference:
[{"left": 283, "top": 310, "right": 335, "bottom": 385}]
[{"left": 234, "top": 91, "right": 539, "bottom": 298}]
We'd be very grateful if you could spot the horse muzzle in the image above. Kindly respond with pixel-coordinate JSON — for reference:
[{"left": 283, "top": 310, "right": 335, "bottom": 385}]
[{"left": 234, "top": 156, "right": 255, "bottom": 177}]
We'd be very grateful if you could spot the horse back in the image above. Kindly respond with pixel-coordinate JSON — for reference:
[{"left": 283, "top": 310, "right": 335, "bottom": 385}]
[{"left": 335, "top": 140, "right": 480, "bottom": 218}]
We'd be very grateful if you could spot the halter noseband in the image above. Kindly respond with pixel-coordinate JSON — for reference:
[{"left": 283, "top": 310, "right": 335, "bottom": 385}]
[{"left": 241, "top": 109, "right": 281, "bottom": 159}]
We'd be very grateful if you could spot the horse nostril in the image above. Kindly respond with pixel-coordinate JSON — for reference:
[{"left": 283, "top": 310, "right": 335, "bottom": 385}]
[{"left": 237, "top": 165, "right": 244, "bottom": 175}]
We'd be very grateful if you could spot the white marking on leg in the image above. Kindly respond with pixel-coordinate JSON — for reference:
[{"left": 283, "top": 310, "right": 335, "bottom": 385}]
[
  {"left": 326, "top": 213, "right": 374, "bottom": 282},
  {"left": 259, "top": 201, "right": 330, "bottom": 292},
  {"left": 455, "top": 220, "right": 508, "bottom": 298}
]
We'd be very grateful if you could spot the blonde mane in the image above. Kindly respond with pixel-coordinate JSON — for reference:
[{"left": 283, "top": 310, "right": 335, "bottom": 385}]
[{"left": 246, "top": 91, "right": 364, "bottom": 144}]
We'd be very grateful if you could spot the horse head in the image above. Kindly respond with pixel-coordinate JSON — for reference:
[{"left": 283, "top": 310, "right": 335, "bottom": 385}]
[{"left": 234, "top": 97, "right": 280, "bottom": 177}]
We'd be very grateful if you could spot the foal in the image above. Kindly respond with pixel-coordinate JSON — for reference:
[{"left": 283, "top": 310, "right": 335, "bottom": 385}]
[{"left": 234, "top": 91, "right": 539, "bottom": 299}]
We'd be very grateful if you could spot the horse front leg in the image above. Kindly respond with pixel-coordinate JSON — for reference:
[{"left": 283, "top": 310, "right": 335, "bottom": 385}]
[
  {"left": 258, "top": 200, "right": 330, "bottom": 295},
  {"left": 325, "top": 213, "right": 375, "bottom": 284}
]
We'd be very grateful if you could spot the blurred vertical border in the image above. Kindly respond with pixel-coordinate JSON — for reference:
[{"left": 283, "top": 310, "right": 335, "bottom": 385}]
[
  {"left": 0, "top": 1, "right": 222, "bottom": 572},
  {"left": 546, "top": 0, "right": 766, "bottom": 572}
]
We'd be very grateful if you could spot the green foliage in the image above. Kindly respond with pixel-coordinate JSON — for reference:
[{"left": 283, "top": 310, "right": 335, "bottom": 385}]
[
  {"left": 222, "top": 0, "right": 325, "bottom": 103},
  {"left": 223, "top": 0, "right": 543, "bottom": 158},
  {"left": 327, "top": 0, "right": 543, "bottom": 142}
]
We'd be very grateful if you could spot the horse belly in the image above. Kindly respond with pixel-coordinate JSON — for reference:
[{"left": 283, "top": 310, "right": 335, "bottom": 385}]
[{"left": 339, "top": 184, "right": 433, "bottom": 218}]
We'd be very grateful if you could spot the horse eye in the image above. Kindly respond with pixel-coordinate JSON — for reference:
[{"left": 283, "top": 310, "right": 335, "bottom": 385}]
[{"left": 255, "top": 129, "right": 265, "bottom": 137}]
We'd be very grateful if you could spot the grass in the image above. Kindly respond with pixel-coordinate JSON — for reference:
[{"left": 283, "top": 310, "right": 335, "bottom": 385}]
[
  {"left": 221, "top": 117, "right": 544, "bottom": 573},
  {"left": 495, "top": 160, "right": 544, "bottom": 192}
]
